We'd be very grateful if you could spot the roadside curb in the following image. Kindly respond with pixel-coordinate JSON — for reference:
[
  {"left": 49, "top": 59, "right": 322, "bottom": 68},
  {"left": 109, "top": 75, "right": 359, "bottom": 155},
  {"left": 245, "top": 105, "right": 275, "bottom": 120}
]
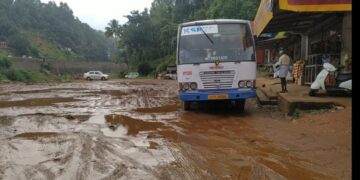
[{"left": 278, "top": 93, "right": 336, "bottom": 116}]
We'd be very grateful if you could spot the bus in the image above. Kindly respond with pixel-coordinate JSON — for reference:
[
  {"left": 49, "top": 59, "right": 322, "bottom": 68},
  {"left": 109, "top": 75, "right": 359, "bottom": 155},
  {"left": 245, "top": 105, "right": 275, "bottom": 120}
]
[{"left": 176, "top": 19, "right": 257, "bottom": 111}]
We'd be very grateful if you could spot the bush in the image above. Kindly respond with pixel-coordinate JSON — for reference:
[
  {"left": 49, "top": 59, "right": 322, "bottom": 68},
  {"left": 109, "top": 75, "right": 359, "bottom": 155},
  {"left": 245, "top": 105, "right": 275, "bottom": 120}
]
[
  {"left": 40, "top": 62, "right": 51, "bottom": 71},
  {"left": 28, "top": 71, "right": 51, "bottom": 82},
  {"left": 4, "top": 69, "right": 51, "bottom": 82},
  {"left": 138, "top": 63, "right": 153, "bottom": 76},
  {"left": 0, "top": 54, "right": 11, "bottom": 69},
  {"left": 0, "top": 72, "right": 8, "bottom": 81},
  {"left": 118, "top": 71, "right": 128, "bottom": 78},
  {"left": 155, "top": 55, "right": 176, "bottom": 73},
  {"left": 5, "top": 69, "right": 31, "bottom": 82}
]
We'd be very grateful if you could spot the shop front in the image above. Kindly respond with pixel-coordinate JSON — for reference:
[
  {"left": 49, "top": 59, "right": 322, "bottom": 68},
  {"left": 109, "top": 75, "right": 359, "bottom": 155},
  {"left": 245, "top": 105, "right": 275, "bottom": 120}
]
[{"left": 253, "top": 0, "right": 351, "bottom": 85}]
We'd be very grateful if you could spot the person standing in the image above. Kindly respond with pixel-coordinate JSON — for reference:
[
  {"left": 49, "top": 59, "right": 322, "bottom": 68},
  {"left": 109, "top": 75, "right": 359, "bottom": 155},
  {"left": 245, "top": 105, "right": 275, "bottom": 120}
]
[{"left": 278, "top": 49, "right": 290, "bottom": 93}]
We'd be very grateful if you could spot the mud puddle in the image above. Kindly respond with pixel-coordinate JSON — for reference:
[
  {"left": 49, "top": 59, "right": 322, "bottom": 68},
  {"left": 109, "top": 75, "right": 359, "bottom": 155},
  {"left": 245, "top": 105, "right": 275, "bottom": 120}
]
[
  {"left": 0, "top": 97, "right": 79, "bottom": 108},
  {"left": 11, "top": 88, "right": 88, "bottom": 94},
  {"left": 13, "top": 132, "right": 59, "bottom": 140},
  {"left": 105, "top": 114, "right": 165, "bottom": 136},
  {"left": 87, "top": 90, "right": 129, "bottom": 97},
  {"left": 135, "top": 104, "right": 178, "bottom": 113}
]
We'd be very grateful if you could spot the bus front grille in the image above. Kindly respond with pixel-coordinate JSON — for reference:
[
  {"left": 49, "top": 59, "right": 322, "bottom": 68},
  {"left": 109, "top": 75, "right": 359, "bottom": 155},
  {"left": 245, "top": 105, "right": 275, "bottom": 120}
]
[{"left": 199, "top": 70, "right": 235, "bottom": 89}]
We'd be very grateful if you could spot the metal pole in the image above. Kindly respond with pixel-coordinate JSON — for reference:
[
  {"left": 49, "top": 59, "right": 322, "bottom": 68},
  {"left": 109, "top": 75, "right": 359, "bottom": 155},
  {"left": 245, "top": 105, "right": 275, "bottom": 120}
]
[{"left": 301, "top": 33, "right": 309, "bottom": 61}]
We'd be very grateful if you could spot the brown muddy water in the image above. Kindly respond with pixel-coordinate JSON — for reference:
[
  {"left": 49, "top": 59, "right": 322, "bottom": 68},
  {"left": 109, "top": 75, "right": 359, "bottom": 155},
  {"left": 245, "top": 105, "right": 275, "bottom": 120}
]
[{"left": 0, "top": 80, "right": 350, "bottom": 179}]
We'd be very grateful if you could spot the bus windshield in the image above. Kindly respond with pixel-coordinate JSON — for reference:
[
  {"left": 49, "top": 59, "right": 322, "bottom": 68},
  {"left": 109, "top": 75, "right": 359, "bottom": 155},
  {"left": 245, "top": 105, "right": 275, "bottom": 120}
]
[{"left": 178, "top": 23, "right": 255, "bottom": 64}]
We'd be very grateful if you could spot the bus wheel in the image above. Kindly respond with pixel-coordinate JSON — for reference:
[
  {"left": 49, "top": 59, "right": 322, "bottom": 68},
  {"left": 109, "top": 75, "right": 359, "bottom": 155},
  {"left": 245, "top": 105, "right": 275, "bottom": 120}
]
[
  {"left": 183, "top": 101, "right": 191, "bottom": 111},
  {"left": 235, "top": 99, "right": 245, "bottom": 113}
]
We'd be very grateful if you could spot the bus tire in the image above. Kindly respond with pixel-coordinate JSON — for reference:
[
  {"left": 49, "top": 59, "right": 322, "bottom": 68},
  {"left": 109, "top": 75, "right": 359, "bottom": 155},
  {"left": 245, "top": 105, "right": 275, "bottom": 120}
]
[
  {"left": 235, "top": 99, "right": 245, "bottom": 113},
  {"left": 183, "top": 101, "right": 191, "bottom": 111}
]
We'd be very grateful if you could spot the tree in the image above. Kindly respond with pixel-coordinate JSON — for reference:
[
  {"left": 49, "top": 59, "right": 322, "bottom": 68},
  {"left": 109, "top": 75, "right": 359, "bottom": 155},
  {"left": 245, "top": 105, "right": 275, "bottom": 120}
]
[
  {"left": 138, "top": 62, "right": 153, "bottom": 76},
  {"left": 105, "top": 19, "right": 121, "bottom": 42},
  {"left": 0, "top": 0, "right": 112, "bottom": 61},
  {"left": 104, "top": 0, "right": 259, "bottom": 71}
]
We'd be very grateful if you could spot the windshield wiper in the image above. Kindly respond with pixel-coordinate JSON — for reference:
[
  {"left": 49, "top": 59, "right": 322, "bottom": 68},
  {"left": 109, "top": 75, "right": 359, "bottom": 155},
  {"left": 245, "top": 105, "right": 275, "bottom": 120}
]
[{"left": 199, "top": 26, "right": 214, "bottom": 45}]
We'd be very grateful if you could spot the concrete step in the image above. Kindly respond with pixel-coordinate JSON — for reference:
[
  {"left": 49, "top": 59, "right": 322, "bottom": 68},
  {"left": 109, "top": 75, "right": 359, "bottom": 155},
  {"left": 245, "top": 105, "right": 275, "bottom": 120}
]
[
  {"left": 266, "top": 87, "right": 279, "bottom": 100},
  {"left": 278, "top": 94, "right": 336, "bottom": 116},
  {"left": 256, "top": 89, "right": 278, "bottom": 105},
  {"left": 258, "top": 87, "right": 278, "bottom": 100}
]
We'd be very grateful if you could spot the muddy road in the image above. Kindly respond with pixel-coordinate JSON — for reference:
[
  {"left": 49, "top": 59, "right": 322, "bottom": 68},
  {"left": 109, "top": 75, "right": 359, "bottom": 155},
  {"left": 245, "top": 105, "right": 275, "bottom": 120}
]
[{"left": 0, "top": 80, "right": 351, "bottom": 179}]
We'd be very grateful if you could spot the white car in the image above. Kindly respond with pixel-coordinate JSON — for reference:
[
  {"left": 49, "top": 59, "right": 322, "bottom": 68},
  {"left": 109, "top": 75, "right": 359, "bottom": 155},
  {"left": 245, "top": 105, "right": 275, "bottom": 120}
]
[
  {"left": 83, "top": 71, "right": 109, "bottom": 80},
  {"left": 125, "top": 72, "right": 139, "bottom": 79}
]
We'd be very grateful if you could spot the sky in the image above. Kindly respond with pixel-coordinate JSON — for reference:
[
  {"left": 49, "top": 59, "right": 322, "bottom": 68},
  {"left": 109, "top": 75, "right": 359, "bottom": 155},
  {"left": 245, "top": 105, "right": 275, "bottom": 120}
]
[{"left": 40, "top": 0, "right": 153, "bottom": 31}]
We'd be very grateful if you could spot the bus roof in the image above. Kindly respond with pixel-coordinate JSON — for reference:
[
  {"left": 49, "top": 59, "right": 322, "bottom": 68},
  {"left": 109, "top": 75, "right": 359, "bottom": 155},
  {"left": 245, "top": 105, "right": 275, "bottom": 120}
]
[{"left": 179, "top": 19, "right": 250, "bottom": 27}]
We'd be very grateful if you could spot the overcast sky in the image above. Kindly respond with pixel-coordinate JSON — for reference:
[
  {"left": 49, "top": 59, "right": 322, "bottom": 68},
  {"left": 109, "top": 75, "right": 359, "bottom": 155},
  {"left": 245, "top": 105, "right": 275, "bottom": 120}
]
[{"left": 40, "top": 0, "right": 153, "bottom": 31}]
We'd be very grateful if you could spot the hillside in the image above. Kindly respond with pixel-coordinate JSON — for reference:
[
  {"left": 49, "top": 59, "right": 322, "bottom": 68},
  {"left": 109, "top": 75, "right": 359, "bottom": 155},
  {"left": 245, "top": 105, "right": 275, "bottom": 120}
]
[{"left": 0, "top": 0, "right": 113, "bottom": 61}]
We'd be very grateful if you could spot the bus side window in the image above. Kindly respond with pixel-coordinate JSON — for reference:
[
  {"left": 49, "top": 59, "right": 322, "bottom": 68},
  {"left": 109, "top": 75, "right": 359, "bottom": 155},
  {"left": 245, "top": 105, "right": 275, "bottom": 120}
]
[{"left": 243, "top": 32, "right": 251, "bottom": 50}]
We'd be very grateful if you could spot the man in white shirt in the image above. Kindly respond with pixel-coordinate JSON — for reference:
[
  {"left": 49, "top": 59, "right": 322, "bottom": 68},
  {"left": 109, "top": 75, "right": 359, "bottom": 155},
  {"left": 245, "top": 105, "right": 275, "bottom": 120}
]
[{"left": 278, "top": 49, "right": 290, "bottom": 93}]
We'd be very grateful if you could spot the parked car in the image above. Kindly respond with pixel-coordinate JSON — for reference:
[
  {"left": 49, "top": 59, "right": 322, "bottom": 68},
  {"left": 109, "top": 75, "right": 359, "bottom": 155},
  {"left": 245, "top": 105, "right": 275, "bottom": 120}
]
[
  {"left": 83, "top": 71, "right": 109, "bottom": 80},
  {"left": 125, "top": 72, "right": 139, "bottom": 79}
]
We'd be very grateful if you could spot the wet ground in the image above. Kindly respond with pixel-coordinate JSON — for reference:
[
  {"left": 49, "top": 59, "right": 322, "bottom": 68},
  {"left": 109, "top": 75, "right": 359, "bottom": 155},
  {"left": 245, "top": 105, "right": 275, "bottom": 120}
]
[{"left": 0, "top": 79, "right": 351, "bottom": 179}]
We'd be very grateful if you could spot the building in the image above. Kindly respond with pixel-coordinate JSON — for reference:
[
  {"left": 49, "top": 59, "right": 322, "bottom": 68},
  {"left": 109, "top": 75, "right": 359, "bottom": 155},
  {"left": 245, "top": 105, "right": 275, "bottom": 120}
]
[
  {"left": 0, "top": 41, "right": 8, "bottom": 49},
  {"left": 253, "top": 0, "right": 351, "bottom": 85}
]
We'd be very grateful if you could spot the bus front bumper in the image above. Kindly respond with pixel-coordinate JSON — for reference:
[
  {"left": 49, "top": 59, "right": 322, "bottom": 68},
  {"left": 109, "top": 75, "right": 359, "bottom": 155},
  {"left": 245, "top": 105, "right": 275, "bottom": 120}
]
[{"left": 179, "top": 88, "right": 256, "bottom": 101}]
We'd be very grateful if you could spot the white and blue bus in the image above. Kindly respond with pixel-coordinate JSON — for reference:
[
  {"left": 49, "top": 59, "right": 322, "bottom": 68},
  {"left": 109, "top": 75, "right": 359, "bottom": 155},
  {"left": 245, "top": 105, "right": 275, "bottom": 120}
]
[{"left": 176, "top": 19, "right": 257, "bottom": 111}]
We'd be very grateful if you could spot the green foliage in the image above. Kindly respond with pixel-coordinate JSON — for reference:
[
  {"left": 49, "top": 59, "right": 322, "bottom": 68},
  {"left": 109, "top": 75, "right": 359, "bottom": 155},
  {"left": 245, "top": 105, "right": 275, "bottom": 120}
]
[
  {"left": 155, "top": 55, "right": 176, "bottom": 73},
  {"left": 106, "top": 0, "right": 259, "bottom": 71},
  {"left": 0, "top": 54, "right": 11, "bottom": 69},
  {"left": 0, "top": 0, "right": 112, "bottom": 61},
  {"left": 118, "top": 71, "right": 128, "bottom": 78},
  {"left": 27, "top": 71, "right": 52, "bottom": 82},
  {"left": 138, "top": 62, "right": 153, "bottom": 76},
  {"left": 5, "top": 69, "right": 32, "bottom": 82},
  {"left": 40, "top": 62, "right": 51, "bottom": 71},
  {"left": 206, "top": 0, "right": 259, "bottom": 20},
  {"left": 1, "top": 69, "right": 52, "bottom": 83},
  {"left": 0, "top": 71, "right": 8, "bottom": 81}
]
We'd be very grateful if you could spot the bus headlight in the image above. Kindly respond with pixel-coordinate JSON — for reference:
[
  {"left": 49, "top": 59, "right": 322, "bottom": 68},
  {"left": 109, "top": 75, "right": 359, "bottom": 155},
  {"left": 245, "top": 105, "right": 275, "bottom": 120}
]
[
  {"left": 190, "top": 82, "right": 197, "bottom": 90},
  {"left": 183, "top": 83, "right": 190, "bottom": 90},
  {"left": 246, "top": 81, "right": 253, "bottom": 88},
  {"left": 238, "top": 81, "right": 246, "bottom": 88}
]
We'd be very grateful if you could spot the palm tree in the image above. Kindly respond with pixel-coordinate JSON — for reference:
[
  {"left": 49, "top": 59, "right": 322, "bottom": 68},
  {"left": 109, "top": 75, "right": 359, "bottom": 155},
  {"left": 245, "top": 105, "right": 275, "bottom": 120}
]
[
  {"left": 105, "top": 19, "right": 121, "bottom": 43},
  {"left": 105, "top": 19, "right": 129, "bottom": 69}
]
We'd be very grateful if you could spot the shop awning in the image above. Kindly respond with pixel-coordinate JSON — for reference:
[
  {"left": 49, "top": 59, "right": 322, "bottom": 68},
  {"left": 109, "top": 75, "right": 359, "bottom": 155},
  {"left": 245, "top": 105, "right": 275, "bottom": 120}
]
[
  {"left": 253, "top": 0, "right": 352, "bottom": 36},
  {"left": 253, "top": 0, "right": 273, "bottom": 37},
  {"left": 262, "top": 32, "right": 287, "bottom": 41},
  {"left": 255, "top": 31, "right": 296, "bottom": 48}
]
